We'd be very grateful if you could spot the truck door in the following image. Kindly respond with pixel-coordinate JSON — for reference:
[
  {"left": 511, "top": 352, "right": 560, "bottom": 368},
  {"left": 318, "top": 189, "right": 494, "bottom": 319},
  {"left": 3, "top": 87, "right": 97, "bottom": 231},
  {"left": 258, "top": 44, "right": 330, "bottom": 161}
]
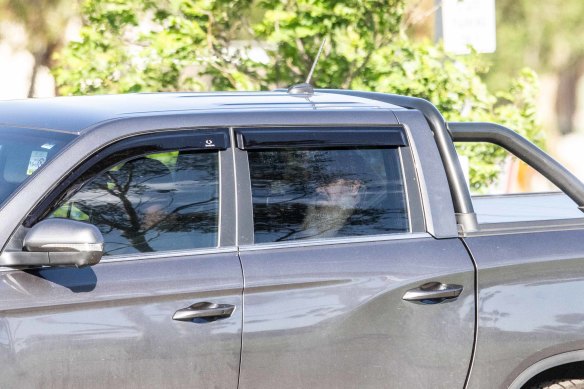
[
  {"left": 0, "top": 130, "right": 242, "bottom": 388},
  {"left": 235, "top": 123, "right": 476, "bottom": 388}
]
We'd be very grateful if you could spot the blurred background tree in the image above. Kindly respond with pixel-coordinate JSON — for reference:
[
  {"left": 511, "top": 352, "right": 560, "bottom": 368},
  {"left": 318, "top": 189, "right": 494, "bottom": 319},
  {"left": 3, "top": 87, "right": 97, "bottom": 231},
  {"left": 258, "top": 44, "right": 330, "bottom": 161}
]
[
  {"left": 51, "top": 0, "right": 542, "bottom": 191},
  {"left": 0, "top": 0, "right": 552, "bottom": 191},
  {"left": 53, "top": 0, "right": 255, "bottom": 94},
  {"left": 0, "top": 0, "right": 77, "bottom": 96},
  {"left": 486, "top": 0, "right": 584, "bottom": 136}
]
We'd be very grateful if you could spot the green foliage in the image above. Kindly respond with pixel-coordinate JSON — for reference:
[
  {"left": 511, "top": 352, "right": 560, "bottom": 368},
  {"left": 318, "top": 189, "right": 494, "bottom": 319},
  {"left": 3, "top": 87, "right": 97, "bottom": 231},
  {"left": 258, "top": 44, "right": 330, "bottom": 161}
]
[
  {"left": 249, "top": 0, "right": 404, "bottom": 89},
  {"left": 54, "top": 0, "right": 254, "bottom": 94},
  {"left": 476, "top": 69, "right": 542, "bottom": 192},
  {"left": 53, "top": 0, "right": 544, "bottom": 191},
  {"left": 486, "top": 0, "right": 584, "bottom": 91}
]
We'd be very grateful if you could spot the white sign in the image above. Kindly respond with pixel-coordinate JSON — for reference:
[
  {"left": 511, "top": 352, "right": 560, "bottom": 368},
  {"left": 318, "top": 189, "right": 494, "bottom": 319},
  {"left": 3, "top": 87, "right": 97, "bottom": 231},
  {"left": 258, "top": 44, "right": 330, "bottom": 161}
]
[{"left": 440, "top": 0, "right": 496, "bottom": 54}]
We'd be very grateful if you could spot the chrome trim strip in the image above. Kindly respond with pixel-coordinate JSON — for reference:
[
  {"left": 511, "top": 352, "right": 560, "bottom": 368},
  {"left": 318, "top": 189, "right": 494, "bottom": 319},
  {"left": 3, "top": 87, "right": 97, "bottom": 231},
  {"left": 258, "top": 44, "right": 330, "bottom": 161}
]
[
  {"left": 239, "top": 232, "right": 431, "bottom": 252},
  {"left": 0, "top": 247, "right": 238, "bottom": 273},
  {"left": 99, "top": 246, "right": 238, "bottom": 263}
]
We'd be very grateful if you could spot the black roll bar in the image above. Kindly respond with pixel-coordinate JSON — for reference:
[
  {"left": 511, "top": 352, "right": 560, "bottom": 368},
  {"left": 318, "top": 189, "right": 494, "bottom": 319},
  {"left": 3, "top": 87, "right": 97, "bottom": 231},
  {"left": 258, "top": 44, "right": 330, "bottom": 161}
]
[{"left": 450, "top": 122, "right": 584, "bottom": 212}]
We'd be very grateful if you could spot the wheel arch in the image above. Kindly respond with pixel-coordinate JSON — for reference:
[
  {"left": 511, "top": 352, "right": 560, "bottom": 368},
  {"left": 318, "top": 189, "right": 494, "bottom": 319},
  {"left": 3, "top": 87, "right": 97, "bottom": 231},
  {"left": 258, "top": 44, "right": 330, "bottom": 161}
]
[{"left": 508, "top": 350, "right": 584, "bottom": 388}]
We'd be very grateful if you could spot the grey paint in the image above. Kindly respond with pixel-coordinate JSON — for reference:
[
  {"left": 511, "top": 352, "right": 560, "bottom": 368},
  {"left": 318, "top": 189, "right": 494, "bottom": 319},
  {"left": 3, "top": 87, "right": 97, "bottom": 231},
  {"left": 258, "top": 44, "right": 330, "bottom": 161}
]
[
  {"left": 470, "top": 218, "right": 584, "bottom": 236},
  {"left": 473, "top": 192, "right": 584, "bottom": 224},
  {"left": 3, "top": 90, "right": 584, "bottom": 387},
  {"left": 394, "top": 110, "right": 458, "bottom": 238},
  {"left": 0, "top": 250, "right": 243, "bottom": 388},
  {"left": 5, "top": 219, "right": 105, "bottom": 267},
  {"left": 399, "top": 147, "right": 426, "bottom": 233},
  {"left": 464, "top": 229, "right": 584, "bottom": 388},
  {"left": 0, "top": 126, "right": 245, "bottom": 388},
  {"left": 0, "top": 92, "right": 403, "bottom": 133},
  {"left": 23, "top": 219, "right": 104, "bottom": 252},
  {"left": 238, "top": 236, "right": 475, "bottom": 389}
]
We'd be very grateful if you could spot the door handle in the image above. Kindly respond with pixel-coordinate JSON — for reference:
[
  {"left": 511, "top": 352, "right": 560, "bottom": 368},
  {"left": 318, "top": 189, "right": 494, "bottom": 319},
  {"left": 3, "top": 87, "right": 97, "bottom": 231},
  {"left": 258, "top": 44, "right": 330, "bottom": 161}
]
[
  {"left": 402, "top": 282, "right": 463, "bottom": 304},
  {"left": 173, "top": 302, "right": 236, "bottom": 322}
]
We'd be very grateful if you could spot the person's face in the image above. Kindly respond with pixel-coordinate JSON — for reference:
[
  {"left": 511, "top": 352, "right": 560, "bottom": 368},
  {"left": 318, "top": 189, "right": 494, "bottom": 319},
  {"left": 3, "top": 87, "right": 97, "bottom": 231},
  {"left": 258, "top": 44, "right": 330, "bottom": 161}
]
[
  {"left": 316, "top": 178, "right": 361, "bottom": 209},
  {"left": 141, "top": 203, "right": 165, "bottom": 230}
]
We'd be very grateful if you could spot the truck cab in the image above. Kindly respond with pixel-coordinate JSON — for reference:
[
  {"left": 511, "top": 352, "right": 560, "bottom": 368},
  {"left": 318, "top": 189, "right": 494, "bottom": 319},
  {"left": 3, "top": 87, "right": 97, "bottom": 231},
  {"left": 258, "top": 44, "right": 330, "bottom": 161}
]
[{"left": 0, "top": 90, "right": 581, "bottom": 388}]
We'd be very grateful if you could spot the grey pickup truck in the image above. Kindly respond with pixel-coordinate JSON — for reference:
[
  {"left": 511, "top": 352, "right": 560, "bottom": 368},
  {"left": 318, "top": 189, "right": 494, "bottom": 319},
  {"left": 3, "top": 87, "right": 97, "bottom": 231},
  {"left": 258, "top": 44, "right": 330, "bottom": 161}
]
[{"left": 0, "top": 88, "right": 583, "bottom": 389}]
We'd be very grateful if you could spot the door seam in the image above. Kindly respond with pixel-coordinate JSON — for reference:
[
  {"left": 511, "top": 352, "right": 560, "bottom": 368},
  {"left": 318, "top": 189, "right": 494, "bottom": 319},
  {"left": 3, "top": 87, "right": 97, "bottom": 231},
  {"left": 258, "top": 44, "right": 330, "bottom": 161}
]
[{"left": 460, "top": 237, "right": 479, "bottom": 389}]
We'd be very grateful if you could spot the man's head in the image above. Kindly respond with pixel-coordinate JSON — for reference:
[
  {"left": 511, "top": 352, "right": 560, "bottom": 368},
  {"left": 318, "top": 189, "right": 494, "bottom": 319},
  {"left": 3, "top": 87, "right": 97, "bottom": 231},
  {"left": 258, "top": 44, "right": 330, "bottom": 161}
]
[
  {"left": 298, "top": 150, "right": 370, "bottom": 238},
  {"left": 311, "top": 149, "right": 367, "bottom": 207},
  {"left": 316, "top": 177, "right": 362, "bottom": 209}
]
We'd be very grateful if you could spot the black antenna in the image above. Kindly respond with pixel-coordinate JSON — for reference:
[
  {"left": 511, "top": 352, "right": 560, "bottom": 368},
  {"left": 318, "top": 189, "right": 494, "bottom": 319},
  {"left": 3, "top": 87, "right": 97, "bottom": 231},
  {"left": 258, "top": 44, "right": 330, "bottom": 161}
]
[{"left": 287, "top": 38, "right": 327, "bottom": 95}]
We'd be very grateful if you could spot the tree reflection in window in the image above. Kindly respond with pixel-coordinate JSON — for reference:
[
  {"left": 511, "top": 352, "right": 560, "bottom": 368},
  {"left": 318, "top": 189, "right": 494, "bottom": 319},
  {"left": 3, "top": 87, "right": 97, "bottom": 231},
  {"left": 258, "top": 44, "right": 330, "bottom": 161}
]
[{"left": 49, "top": 151, "right": 219, "bottom": 255}]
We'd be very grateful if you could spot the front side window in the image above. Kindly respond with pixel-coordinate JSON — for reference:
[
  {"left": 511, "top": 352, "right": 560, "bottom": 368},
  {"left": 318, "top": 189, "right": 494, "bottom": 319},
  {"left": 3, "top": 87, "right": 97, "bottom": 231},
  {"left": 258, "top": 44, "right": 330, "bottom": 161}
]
[
  {"left": 249, "top": 148, "right": 409, "bottom": 243},
  {"left": 48, "top": 150, "right": 219, "bottom": 255}
]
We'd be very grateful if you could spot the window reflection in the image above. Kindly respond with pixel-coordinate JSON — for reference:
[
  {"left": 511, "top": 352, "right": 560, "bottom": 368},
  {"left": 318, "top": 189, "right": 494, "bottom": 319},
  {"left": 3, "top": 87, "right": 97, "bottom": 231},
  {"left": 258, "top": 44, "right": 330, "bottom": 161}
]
[
  {"left": 249, "top": 148, "right": 409, "bottom": 243},
  {"left": 49, "top": 151, "right": 219, "bottom": 255}
]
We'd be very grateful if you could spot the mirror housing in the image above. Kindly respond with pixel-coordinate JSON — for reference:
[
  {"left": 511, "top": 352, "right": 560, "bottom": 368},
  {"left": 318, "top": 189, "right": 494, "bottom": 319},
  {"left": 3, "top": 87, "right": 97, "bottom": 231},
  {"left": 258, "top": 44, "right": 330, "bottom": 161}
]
[{"left": 0, "top": 219, "right": 104, "bottom": 268}]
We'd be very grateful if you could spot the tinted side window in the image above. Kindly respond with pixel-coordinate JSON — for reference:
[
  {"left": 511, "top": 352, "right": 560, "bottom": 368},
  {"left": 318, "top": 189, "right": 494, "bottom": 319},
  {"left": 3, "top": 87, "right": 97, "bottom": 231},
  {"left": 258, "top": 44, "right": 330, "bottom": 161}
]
[
  {"left": 249, "top": 148, "right": 409, "bottom": 243},
  {"left": 48, "top": 150, "right": 219, "bottom": 255}
]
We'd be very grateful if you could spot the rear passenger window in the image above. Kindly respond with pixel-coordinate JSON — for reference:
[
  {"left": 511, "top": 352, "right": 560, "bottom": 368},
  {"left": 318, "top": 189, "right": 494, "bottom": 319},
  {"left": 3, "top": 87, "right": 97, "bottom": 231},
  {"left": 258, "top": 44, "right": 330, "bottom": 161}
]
[
  {"left": 249, "top": 148, "right": 409, "bottom": 243},
  {"left": 48, "top": 150, "right": 219, "bottom": 255}
]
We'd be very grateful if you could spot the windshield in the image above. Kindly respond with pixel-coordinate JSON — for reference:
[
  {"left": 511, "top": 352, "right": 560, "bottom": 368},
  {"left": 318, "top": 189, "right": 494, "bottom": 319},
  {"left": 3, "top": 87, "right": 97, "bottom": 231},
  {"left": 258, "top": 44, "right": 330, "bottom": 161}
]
[{"left": 0, "top": 127, "right": 76, "bottom": 206}]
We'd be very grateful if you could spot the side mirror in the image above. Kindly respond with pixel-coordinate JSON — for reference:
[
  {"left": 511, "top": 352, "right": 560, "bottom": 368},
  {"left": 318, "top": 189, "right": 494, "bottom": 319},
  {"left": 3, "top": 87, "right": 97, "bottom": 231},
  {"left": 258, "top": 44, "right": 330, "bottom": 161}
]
[{"left": 0, "top": 219, "right": 104, "bottom": 268}]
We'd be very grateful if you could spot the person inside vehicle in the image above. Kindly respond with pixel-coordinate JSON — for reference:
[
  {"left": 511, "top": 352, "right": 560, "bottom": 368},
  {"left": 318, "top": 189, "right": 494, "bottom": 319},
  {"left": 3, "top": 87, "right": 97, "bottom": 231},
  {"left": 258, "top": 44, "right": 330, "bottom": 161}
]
[
  {"left": 301, "top": 176, "right": 363, "bottom": 238},
  {"left": 298, "top": 150, "right": 368, "bottom": 239}
]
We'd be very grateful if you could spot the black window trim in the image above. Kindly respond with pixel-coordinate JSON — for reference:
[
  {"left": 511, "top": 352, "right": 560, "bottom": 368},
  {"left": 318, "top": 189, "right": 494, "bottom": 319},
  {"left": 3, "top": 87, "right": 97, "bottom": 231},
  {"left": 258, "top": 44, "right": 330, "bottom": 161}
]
[{"left": 235, "top": 125, "right": 408, "bottom": 150}]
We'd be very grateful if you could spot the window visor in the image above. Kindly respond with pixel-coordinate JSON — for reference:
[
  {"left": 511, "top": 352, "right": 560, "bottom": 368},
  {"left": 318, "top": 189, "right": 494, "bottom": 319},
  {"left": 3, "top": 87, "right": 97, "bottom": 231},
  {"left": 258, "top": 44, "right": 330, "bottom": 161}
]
[{"left": 236, "top": 126, "right": 407, "bottom": 150}]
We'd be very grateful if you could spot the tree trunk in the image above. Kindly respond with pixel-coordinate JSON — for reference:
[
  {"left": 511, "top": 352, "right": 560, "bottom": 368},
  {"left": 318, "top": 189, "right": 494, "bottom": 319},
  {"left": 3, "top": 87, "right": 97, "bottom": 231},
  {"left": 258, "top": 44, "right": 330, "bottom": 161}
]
[
  {"left": 555, "top": 58, "right": 584, "bottom": 135},
  {"left": 28, "top": 42, "right": 59, "bottom": 98},
  {"left": 27, "top": 53, "right": 40, "bottom": 98}
]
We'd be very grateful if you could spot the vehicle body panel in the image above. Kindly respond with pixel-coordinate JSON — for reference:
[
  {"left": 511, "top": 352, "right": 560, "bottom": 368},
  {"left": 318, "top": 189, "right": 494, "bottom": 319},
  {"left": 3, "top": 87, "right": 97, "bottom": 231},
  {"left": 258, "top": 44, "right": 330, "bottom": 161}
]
[
  {"left": 0, "top": 124, "right": 244, "bottom": 388},
  {"left": 464, "top": 229, "right": 584, "bottom": 388},
  {"left": 238, "top": 236, "right": 475, "bottom": 389},
  {"left": 232, "top": 117, "right": 476, "bottom": 388},
  {"left": 0, "top": 92, "right": 403, "bottom": 133},
  {"left": 2, "top": 89, "right": 584, "bottom": 387},
  {"left": 0, "top": 251, "right": 243, "bottom": 388},
  {"left": 393, "top": 110, "right": 458, "bottom": 238}
]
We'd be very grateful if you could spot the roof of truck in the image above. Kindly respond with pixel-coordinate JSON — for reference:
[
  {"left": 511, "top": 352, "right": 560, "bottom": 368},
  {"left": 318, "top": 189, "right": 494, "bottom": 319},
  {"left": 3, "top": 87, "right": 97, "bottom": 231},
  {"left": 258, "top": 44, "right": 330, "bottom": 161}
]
[{"left": 0, "top": 91, "right": 405, "bottom": 134}]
